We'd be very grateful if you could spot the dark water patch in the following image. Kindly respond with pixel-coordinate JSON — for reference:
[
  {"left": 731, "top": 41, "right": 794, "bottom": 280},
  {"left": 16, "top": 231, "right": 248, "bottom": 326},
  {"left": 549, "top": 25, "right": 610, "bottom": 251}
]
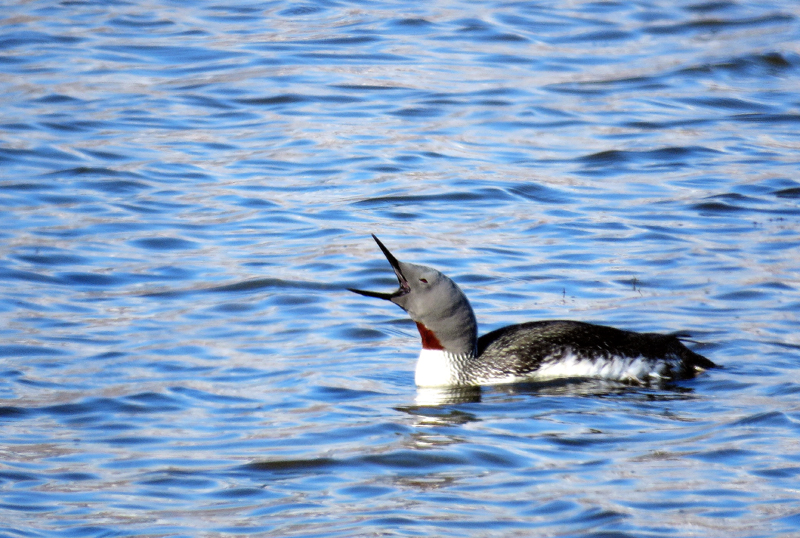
[
  {"left": 730, "top": 411, "right": 791, "bottom": 428},
  {"left": 179, "top": 93, "right": 235, "bottom": 111},
  {"left": 305, "top": 386, "right": 383, "bottom": 403},
  {"left": 579, "top": 146, "right": 721, "bottom": 167},
  {"left": 766, "top": 383, "right": 800, "bottom": 397},
  {"left": 209, "top": 487, "right": 274, "bottom": 500},
  {"left": 1, "top": 181, "right": 51, "bottom": 192},
  {"left": 447, "top": 18, "right": 527, "bottom": 43},
  {"left": 646, "top": 13, "right": 794, "bottom": 36},
  {"left": 14, "top": 252, "right": 87, "bottom": 266},
  {"left": 0, "top": 471, "right": 41, "bottom": 484},
  {"left": 58, "top": 272, "right": 122, "bottom": 287},
  {"left": 36, "top": 193, "right": 101, "bottom": 206},
  {"left": 79, "top": 179, "right": 150, "bottom": 194},
  {"left": 464, "top": 445, "right": 528, "bottom": 469},
  {"left": 279, "top": 4, "right": 326, "bottom": 17},
  {"left": 353, "top": 188, "right": 513, "bottom": 208},
  {"left": 138, "top": 474, "right": 217, "bottom": 492},
  {"left": 624, "top": 118, "right": 712, "bottom": 130},
  {"left": 40, "top": 120, "right": 103, "bottom": 133},
  {"left": 686, "top": 1, "right": 737, "bottom": 14},
  {"left": 691, "top": 448, "right": 761, "bottom": 464},
  {"left": 485, "top": 118, "right": 586, "bottom": 131},
  {"left": 336, "top": 327, "right": 386, "bottom": 341},
  {"left": 756, "top": 281, "right": 795, "bottom": 292},
  {"left": 508, "top": 183, "right": 573, "bottom": 204},
  {"left": 240, "top": 457, "right": 342, "bottom": 475},
  {"left": 691, "top": 201, "right": 745, "bottom": 214},
  {"left": 113, "top": 202, "right": 173, "bottom": 215},
  {"left": 207, "top": 278, "right": 337, "bottom": 295},
  {"left": 392, "top": 18, "right": 433, "bottom": 29},
  {"left": 0, "top": 145, "right": 81, "bottom": 165},
  {"left": 54, "top": 472, "right": 98, "bottom": 483},
  {"left": 212, "top": 302, "right": 256, "bottom": 313},
  {"left": 0, "top": 502, "right": 53, "bottom": 514},
  {"left": 107, "top": 15, "right": 175, "bottom": 29},
  {"left": 679, "top": 51, "right": 797, "bottom": 77},
  {"left": 562, "top": 507, "right": 629, "bottom": 528},
  {"left": 555, "top": 29, "right": 635, "bottom": 44},
  {"left": 88, "top": 351, "right": 128, "bottom": 361},
  {"left": 125, "top": 391, "right": 184, "bottom": 412},
  {"left": 292, "top": 166, "right": 343, "bottom": 177},
  {"left": 236, "top": 93, "right": 306, "bottom": 106},
  {"left": 201, "top": 143, "right": 236, "bottom": 154},
  {"left": 712, "top": 289, "right": 767, "bottom": 301},
  {"left": 361, "top": 450, "right": 469, "bottom": 471},
  {"left": 750, "top": 466, "right": 800, "bottom": 479},
  {"left": 45, "top": 165, "right": 137, "bottom": 178},
  {"left": 130, "top": 237, "right": 199, "bottom": 251},
  {"left": 704, "top": 192, "right": 757, "bottom": 204},
  {"left": 18, "top": 375, "right": 79, "bottom": 390},
  {"left": 580, "top": 149, "right": 629, "bottom": 165},
  {"left": 331, "top": 83, "right": 410, "bottom": 92},
  {"left": 390, "top": 107, "right": 443, "bottom": 118},
  {"left": 774, "top": 187, "right": 800, "bottom": 199},
  {"left": 0, "top": 406, "right": 31, "bottom": 419},
  {"left": 227, "top": 196, "right": 280, "bottom": 208},
  {"left": 32, "top": 93, "right": 84, "bottom": 105},
  {"left": 104, "top": 435, "right": 161, "bottom": 446},
  {"left": 141, "top": 278, "right": 346, "bottom": 298},
  {"left": 41, "top": 395, "right": 180, "bottom": 419},
  {"left": 681, "top": 96, "right": 774, "bottom": 113},
  {"left": 0, "top": 345, "right": 67, "bottom": 358}
]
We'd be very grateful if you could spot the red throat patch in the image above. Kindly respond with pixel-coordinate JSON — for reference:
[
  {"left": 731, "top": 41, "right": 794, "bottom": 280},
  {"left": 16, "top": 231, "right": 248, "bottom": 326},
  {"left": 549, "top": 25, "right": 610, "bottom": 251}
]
[{"left": 415, "top": 322, "right": 444, "bottom": 351}]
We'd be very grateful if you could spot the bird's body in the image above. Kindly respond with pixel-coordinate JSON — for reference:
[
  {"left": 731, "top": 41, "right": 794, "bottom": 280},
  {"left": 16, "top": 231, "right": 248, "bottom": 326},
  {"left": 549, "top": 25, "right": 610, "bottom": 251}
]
[{"left": 349, "top": 235, "right": 714, "bottom": 388}]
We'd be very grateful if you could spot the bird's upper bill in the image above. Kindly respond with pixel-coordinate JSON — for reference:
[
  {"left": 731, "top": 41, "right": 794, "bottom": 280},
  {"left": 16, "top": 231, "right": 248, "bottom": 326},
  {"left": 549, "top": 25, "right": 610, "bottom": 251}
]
[{"left": 348, "top": 234, "right": 410, "bottom": 301}]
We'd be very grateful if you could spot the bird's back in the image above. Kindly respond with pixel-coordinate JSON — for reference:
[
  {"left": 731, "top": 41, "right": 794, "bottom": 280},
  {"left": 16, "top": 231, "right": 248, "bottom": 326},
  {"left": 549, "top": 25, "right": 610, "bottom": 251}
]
[{"left": 471, "top": 320, "right": 714, "bottom": 383}]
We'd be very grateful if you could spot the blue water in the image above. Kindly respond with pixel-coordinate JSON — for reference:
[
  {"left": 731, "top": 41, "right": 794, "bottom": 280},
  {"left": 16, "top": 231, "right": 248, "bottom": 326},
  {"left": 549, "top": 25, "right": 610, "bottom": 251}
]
[{"left": 2, "top": 0, "right": 800, "bottom": 536}]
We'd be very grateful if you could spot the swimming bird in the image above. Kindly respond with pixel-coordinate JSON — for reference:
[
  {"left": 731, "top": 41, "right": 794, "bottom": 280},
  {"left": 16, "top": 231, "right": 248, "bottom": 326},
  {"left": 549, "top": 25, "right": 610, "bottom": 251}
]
[{"left": 349, "top": 235, "right": 715, "bottom": 388}]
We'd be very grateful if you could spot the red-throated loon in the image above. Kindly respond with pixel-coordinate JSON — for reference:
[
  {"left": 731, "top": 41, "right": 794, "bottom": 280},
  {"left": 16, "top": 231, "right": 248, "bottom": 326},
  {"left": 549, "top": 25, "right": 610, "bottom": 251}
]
[{"left": 349, "top": 235, "right": 715, "bottom": 388}]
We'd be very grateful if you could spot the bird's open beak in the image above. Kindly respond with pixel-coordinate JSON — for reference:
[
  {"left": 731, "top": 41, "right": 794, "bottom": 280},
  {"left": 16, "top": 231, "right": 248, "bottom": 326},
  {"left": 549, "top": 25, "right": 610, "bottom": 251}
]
[{"left": 348, "top": 234, "right": 410, "bottom": 301}]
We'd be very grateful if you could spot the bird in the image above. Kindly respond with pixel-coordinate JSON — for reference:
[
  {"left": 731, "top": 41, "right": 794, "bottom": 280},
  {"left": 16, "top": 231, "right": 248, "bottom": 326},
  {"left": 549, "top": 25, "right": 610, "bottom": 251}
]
[{"left": 349, "top": 234, "right": 715, "bottom": 388}]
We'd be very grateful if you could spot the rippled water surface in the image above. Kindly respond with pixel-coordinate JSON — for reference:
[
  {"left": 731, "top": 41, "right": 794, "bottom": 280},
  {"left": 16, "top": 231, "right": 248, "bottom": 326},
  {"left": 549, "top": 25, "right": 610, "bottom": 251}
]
[{"left": 2, "top": 0, "right": 800, "bottom": 536}]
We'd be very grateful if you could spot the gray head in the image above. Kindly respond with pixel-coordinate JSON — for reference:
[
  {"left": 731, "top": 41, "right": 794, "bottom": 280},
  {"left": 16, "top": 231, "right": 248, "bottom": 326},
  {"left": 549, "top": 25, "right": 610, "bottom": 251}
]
[{"left": 349, "top": 235, "right": 478, "bottom": 357}]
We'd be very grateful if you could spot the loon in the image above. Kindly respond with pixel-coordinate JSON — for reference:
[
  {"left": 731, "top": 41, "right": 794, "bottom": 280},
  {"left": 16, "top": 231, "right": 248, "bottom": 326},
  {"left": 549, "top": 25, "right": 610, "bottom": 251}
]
[{"left": 349, "top": 235, "right": 715, "bottom": 388}]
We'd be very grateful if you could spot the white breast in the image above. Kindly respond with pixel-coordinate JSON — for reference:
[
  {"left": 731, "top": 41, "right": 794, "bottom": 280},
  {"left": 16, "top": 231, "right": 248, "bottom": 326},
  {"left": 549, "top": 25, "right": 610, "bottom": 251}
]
[{"left": 415, "top": 349, "right": 461, "bottom": 387}]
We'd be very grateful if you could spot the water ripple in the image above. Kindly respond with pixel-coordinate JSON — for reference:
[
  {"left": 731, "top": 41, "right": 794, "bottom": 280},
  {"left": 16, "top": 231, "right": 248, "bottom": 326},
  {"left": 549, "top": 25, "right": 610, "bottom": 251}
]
[{"left": 1, "top": 0, "right": 800, "bottom": 536}]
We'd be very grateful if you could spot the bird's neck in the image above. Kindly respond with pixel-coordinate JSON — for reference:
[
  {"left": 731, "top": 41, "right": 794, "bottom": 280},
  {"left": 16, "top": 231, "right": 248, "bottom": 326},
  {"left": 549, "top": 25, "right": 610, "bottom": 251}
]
[
  {"left": 414, "top": 319, "right": 477, "bottom": 357},
  {"left": 412, "top": 319, "right": 478, "bottom": 387},
  {"left": 415, "top": 322, "right": 444, "bottom": 351}
]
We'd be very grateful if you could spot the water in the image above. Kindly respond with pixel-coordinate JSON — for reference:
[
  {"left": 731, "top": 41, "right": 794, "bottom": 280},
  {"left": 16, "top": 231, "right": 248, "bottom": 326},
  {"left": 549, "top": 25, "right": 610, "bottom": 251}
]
[{"left": 1, "top": 0, "right": 800, "bottom": 535}]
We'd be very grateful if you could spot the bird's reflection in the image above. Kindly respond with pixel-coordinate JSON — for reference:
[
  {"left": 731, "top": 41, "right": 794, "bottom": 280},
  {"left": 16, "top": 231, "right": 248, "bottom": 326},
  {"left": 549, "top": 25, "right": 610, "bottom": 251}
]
[{"left": 403, "top": 376, "right": 697, "bottom": 411}]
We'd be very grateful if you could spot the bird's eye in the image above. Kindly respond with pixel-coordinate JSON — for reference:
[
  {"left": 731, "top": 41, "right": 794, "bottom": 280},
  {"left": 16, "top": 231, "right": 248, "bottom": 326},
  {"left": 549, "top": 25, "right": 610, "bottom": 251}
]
[{"left": 419, "top": 278, "right": 428, "bottom": 284}]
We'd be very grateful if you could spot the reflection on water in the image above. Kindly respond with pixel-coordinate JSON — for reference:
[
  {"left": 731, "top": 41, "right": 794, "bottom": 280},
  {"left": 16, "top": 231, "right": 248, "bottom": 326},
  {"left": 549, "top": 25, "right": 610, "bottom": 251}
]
[
  {"left": 413, "top": 386, "right": 484, "bottom": 407},
  {"left": 410, "top": 376, "right": 703, "bottom": 407},
  {"left": 1, "top": 0, "right": 800, "bottom": 536}
]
